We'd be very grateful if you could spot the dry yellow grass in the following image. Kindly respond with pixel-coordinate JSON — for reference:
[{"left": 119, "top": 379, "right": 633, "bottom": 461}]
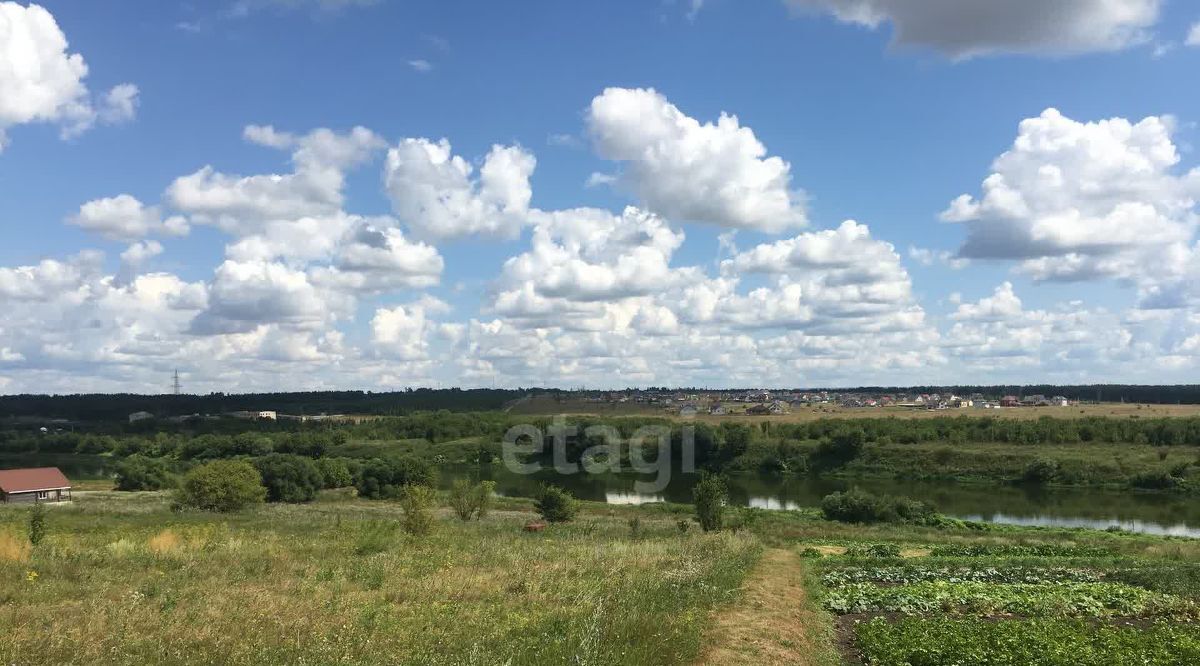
[
  {"left": 0, "top": 530, "right": 30, "bottom": 563},
  {"left": 146, "top": 529, "right": 183, "bottom": 555}
]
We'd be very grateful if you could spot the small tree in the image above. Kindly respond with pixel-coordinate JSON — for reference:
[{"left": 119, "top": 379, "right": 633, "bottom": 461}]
[
  {"left": 114, "top": 455, "right": 175, "bottom": 491},
  {"left": 253, "top": 454, "right": 323, "bottom": 503},
  {"left": 692, "top": 473, "right": 727, "bottom": 532},
  {"left": 449, "top": 479, "right": 498, "bottom": 521},
  {"left": 174, "top": 460, "right": 266, "bottom": 512},
  {"left": 28, "top": 503, "right": 46, "bottom": 546},
  {"left": 534, "top": 485, "right": 578, "bottom": 523},
  {"left": 400, "top": 485, "right": 437, "bottom": 536}
]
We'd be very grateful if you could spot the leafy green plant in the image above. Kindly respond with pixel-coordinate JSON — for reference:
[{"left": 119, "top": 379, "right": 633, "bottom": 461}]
[
  {"left": 927, "top": 544, "right": 1111, "bottom": 558},
  {"left": 855, "top": 617, "right": 1200, "bottom": 666},
  {"left": 823, "top": 565, "right": 1102, "bottom": 587},
  {"left": 823, "top": 581, "right": 1191, "bottom": 618},
  {"left": 844, "top": 542, "right": 901, "bottom": 558},
  {"left": 534, "top": 484, "right": 578, "bottom": 523},
  {"left": 27, "top": 503, "right": 46, "bottom": 546}
]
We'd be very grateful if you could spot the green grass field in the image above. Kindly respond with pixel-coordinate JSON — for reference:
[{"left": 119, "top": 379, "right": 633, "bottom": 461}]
[{"left": 3, "top": 490, "right": 1199, "bottom": 664}]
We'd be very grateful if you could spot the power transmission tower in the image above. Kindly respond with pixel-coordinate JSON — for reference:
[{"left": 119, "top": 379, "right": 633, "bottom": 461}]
[{"left": 172, "top": 369, "right": 182, "bottom": 396}]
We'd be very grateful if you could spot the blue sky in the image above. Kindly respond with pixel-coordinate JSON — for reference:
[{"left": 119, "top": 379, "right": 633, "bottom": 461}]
[{"left": 1, "top": 0, "right": 1199, "bottom": 392}]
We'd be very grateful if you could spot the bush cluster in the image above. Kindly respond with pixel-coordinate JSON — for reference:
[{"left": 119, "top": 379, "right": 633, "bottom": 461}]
[
  {"left": 820, "top": 489, "right": 936, "bottom": 525},
  {"left": 535, "top": 485, "right": 578, "bottom": 523}
]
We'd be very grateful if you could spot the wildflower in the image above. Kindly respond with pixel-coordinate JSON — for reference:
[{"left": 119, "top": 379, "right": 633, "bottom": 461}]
[{"left": 26, "top": 570, "right": 38, "bottom": 582}]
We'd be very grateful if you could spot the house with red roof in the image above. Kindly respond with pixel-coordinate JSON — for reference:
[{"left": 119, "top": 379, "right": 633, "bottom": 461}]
[{"left": 0, "top": 467, "right": 73, "bottom": 503}]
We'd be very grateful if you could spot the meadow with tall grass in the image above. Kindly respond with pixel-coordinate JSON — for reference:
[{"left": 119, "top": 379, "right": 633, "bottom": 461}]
[{"left": 0, "top": 492, "right": 757, "bottom": 665}]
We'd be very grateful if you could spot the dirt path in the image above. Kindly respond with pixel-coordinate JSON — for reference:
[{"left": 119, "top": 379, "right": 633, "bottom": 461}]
[{"left": 696, "top": 548, "right": 833, "bottom": 666}]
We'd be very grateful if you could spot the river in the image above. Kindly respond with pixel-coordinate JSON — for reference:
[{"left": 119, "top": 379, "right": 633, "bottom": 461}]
[
  {"left": 441, "top": 465, "right": 1200, "bottom": 538},
  {"left": 7, "top": 452, "right": 1197, "bottom": 538}
]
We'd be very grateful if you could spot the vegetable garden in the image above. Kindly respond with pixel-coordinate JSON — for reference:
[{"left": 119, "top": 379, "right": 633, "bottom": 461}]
[{"left": 812, "top": 543, "right": 1200, "bottom": 664}]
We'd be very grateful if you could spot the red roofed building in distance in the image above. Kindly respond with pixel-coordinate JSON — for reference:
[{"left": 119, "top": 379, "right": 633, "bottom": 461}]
[{"left": 0, "top": 467, "right": 73, "bottom": 503}]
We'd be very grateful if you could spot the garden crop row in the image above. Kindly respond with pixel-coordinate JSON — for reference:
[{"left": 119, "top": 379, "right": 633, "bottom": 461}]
[
  {"left": 821, "top": 565, "right": 1102, "bottom": 587},
  {"left": 927, "top": 544, "right": 1112, "bottom": 558},
  {"left": 853, "top": 617, "right": 1200, "bottom": 666},
  {"left": 823, "top": 580, "right": 1193, "bottom": 617}
]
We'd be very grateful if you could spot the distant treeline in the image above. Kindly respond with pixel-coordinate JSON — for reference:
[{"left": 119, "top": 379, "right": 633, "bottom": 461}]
[
  {"left": 766, "top": 416, "right": 1200, "bottom": 448},
  {"left": 0, "top": 389, "right": 524, "bottom": 422},
  {"left": 3, "top": 384, "right": 1200, "bottom": 423}
]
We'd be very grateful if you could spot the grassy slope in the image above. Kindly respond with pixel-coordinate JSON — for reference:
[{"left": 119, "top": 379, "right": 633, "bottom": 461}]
[{"left": 0, "top": 493, "right": 758, "bottom": 666}]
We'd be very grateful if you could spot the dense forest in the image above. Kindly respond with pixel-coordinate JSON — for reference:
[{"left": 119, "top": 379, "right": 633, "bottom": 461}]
[{"left": 0, "top": 389, "right": 524, "bottom": 422}]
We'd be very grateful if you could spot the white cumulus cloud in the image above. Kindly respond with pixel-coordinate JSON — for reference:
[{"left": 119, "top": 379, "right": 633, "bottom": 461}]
[
  {"left": 384, "top": 138, "right": 535, "bottom": 240},
  {"left": 587, "top": 87, "right": 806, "bottom": 233},
  {"left": 0, "top": 2, "right": 137, "bottom": 150}
]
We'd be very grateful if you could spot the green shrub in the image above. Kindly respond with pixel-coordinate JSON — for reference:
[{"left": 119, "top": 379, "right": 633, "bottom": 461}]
[
  {"left": 27, "top": 503, "right": 45, "bottom": 546},
  {"left": 399, "top": 485, "right": 437, "bottom": 536},
  {"left": 821, "top": 489, "right": 936, "bottom": 525},
  {"left": 1129, "top": 470, "right": 1185, "bottom": 491},
  {"left": 354, "top": 457, "right": 434, "bottom": 499},
  {"left": 174, "top": 460, "right": 266, "bottom": 513},
  {"left": 314, "top": 458, "right": 353, "bottom": 489},
  {"left": 799, "top": 547, "right": 823, "bottom": 559},
  {"left": 114, "top": 454, "right": 174, "bottom": 491},
  {"left": 1022, "top": 459, "right": 1060, "bottom": 485},
  {"left": 692, "top": 473, "right": 727, "bottom": 532},
  {"left": 677, "top": 519, "right": 691, "bottom": 534},
  {"left": 253, "top": 454, "right": 323, "bottom": 503},
  {"left": 534, "top": 484, "right": 578, "bottom": 523},
  {"left": 447, "top": 479, "right": 496, "bottom": 521},
  {"left": 448, "top": 479, "right": 475, "bottom": 521}
]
